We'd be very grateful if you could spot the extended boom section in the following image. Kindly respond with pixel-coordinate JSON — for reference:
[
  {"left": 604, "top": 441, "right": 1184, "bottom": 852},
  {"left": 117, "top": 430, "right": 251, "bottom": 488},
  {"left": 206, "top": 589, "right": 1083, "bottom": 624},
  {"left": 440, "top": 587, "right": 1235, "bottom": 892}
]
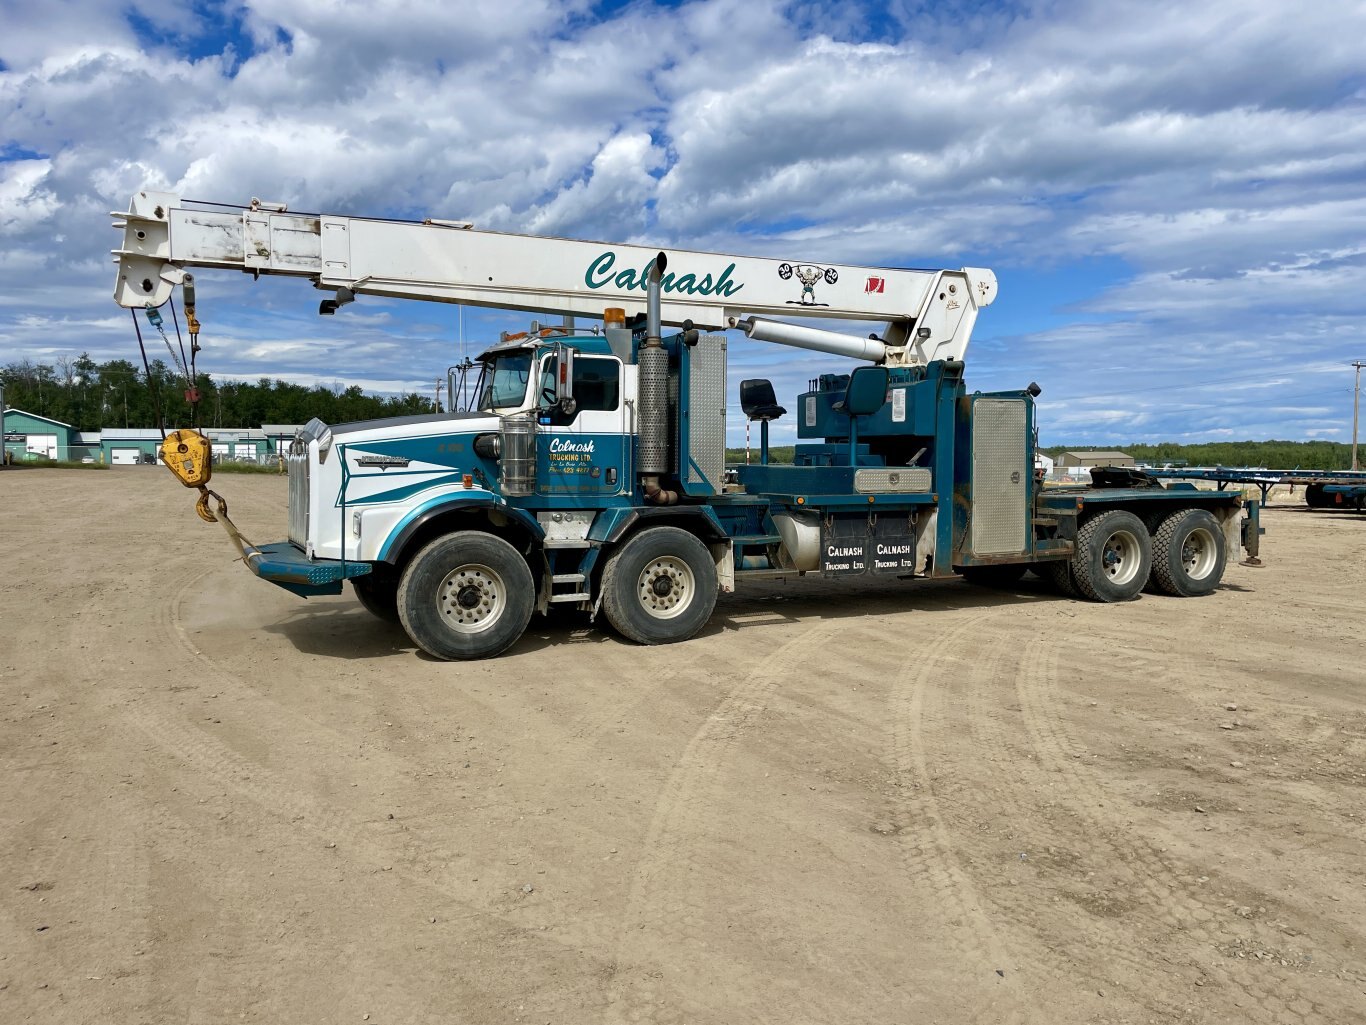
[{"left": 113, "top": 191, "right": 996, "bottom": 365}]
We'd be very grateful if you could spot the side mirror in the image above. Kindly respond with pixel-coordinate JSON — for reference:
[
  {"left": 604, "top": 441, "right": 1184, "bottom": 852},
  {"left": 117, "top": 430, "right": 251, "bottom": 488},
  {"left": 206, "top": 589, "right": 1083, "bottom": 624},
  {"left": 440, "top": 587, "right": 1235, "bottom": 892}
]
[
  {"left": 541, "top": 346, "right": 577, "bottom": 418},
  {"left": 844, "top": 366, "right": 889, "bottom": 416},
  {"left": 555, "top": 345, "right": 574, "bottom": 405}
]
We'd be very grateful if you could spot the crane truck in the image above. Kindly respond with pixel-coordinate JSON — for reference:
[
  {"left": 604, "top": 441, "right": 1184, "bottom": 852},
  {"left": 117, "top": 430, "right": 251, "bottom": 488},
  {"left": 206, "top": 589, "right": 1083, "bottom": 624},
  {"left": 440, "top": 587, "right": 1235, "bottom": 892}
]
[{"left": 112, "top": 191, "right": 1261, "bottom": 660}]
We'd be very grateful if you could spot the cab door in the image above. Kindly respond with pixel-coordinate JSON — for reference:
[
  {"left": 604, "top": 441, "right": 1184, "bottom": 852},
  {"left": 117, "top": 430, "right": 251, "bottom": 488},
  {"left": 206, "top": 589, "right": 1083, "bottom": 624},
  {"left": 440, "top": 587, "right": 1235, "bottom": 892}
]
[{"left": 536, "top": 353, "right": 628, "bottom": 498}]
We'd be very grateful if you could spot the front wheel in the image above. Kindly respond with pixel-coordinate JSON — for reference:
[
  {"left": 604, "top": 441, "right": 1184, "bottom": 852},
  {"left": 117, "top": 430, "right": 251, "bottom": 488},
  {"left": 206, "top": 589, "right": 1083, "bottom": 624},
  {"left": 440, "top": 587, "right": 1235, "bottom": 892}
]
[
  {"left": 1149, "top": 508, "right": 1226, "bottom": 596},
  {"left": 601, "top": 527, "right": 718, "bottom": 645},
  {"left": 352, "top": 569, "right": 400, "bottom": 623},
  {"left": 1072, "top": 510, "right": 1151, "bottom": 602},
  {"left": 396, "top": 531, "right": 534, "bottom": 660}
]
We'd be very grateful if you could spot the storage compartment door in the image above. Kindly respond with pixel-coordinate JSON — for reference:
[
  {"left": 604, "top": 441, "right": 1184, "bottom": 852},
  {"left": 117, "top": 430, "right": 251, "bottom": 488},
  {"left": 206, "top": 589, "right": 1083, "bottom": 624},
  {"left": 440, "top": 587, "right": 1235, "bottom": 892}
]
[{"left": 970, "top": 398, "right": 1028, "bottom": 556}]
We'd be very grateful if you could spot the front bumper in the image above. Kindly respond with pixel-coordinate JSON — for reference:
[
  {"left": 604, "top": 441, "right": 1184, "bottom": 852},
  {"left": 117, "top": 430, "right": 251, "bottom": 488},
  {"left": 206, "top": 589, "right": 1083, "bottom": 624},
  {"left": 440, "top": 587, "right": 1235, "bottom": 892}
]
[{"left": 247, "top": 541, "right": 372, "bottom": 598}]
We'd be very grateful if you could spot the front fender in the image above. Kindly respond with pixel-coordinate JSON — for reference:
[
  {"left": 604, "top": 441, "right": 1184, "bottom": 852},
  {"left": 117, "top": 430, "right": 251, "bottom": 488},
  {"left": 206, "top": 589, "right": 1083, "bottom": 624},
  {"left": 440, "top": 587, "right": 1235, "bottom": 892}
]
[
  {"left": 377, "top": 497, "right": 544, "bottom": 563},
  {"left": 589, "top": 505, "right": 730, "bottom": 545}
]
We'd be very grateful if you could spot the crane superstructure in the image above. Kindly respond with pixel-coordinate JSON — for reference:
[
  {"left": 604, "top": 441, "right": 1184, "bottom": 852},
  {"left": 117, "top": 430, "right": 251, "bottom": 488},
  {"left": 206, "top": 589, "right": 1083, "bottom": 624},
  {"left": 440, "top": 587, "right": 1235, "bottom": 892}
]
[
  {"left": 112, "top": 190, "right": 1261, "bottom": 660},
  {"left": 114, "top": 191, "right": 996, "bottom": 366}
]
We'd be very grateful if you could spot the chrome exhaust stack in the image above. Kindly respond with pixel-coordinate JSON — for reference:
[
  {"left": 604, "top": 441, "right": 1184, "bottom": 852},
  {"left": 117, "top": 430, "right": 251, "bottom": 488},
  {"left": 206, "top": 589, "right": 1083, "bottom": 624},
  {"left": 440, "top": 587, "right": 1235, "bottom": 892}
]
[{"left": 637, "top": 252, "right": 677, "bottom": 505}]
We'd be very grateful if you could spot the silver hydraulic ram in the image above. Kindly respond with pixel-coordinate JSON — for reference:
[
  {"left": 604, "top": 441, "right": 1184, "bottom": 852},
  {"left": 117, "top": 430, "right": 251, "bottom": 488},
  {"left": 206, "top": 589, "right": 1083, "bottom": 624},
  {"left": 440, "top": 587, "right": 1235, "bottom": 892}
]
[{"left": 728, "top": 316, "right": 891, "bottom": 363}]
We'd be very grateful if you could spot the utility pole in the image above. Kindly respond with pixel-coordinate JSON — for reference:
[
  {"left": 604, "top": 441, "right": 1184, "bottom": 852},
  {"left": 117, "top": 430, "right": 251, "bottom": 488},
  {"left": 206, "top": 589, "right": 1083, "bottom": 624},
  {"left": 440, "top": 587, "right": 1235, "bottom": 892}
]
[
  {"left": 1353, "top": 360, "right": 1365, "bottom": 471},
  {"left": 435, "top": 379, "right": 444, "bottom": 414}
]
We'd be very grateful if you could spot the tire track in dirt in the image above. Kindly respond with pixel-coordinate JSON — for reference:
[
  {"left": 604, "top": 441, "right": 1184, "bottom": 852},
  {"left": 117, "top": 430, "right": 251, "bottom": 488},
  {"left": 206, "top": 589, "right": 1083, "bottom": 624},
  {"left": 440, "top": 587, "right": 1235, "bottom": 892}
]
[
  {"left": 0, "top": 781, "right": 156, "bottom": 1023},
  {"left": 881, "top": 613, "right": 1029, "bottom": 1025},
  {"left": 1068, "top": 641, "right": 1366, "bottom": 830},
  {"left": 561, "top": 636, "right": 714, "bottom": 746},
  {"left": 601, "top": 621, "right": 847, "bottom": 1025},
  {"left": 66, "top": 566, "right": 601, "bottom": 978},
  {"left": 916, "top": 629, "right": 1196, "bottom": 1020},
  {"left": 0, "top": 674, "right": 160, "bottom": 1019},
  {"left": 1013, "top": 638, "right": 1344, "bottom": 1024}
]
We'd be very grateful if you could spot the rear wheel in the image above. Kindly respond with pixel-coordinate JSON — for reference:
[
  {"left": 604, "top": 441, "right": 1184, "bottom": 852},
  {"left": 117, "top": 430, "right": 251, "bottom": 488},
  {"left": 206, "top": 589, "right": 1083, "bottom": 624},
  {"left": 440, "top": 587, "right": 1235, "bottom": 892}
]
[
  {"left": 1072, "top": 510, "right": 1151, "bottom": 602},
  {"left": 396, "top": 531, "right": 534, "bottom": 660},
  {"left": 1043, "top": 558, "right": 1080, "bottom": 597},
  {"left": 1149, "top": 508, "right": 1226, "bottom": 596},
  {"left": 1305, "top": 483, "right": 1332, "bottom": 509},
  {"left": 602, "top": 527, "right": 718, "bottom": 645},
  {"left": 959, "top": 564, "right": 1027, "bottom": 588}
]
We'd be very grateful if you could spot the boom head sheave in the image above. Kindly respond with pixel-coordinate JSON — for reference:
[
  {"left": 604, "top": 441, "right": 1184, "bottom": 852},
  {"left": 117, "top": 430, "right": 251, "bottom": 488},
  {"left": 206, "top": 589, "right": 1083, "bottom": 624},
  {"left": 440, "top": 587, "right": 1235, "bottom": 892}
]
[{"left": 113, "top": 191, "right": 996, "bottom": 364}]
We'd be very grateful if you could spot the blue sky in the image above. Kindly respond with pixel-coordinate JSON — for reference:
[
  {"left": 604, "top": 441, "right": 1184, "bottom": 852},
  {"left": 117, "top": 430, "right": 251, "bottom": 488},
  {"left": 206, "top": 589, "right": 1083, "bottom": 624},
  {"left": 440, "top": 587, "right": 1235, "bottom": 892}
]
[{"left": 1, "top": 0, "right": 1364, "bottom": 445}]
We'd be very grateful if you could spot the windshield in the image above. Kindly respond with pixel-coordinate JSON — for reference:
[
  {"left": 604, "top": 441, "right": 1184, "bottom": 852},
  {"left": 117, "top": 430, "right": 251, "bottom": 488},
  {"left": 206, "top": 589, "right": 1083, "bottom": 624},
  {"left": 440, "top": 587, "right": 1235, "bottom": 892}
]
[{"left": 476, "top": 351, "right": 533, "bottom": 411}]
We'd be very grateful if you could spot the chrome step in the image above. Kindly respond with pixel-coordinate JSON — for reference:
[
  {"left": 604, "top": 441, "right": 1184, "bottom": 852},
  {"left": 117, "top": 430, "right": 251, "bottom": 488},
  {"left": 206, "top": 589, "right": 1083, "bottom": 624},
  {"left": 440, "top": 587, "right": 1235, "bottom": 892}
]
[
  {"left": 551, "top": 573, "right": 586, "bottom": 584},
  {"left": 548, "top": 592, "right": 591, "bottom": 603}
]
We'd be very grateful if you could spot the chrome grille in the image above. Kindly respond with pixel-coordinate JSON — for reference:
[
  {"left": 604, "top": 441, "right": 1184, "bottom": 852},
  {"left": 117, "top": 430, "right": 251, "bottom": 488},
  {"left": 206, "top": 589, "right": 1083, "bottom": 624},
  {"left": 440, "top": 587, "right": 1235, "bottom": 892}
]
[{"left": 287, "top": 437, "right": 310, "bottom": 547}]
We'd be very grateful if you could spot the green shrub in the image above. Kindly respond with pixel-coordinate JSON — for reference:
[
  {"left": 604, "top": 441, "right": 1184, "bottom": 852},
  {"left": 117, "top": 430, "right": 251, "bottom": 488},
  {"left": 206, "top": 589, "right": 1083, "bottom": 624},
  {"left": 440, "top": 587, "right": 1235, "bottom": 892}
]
[
  {"left": 2, "top": 458, "right": 108, "bottom": 470},
  {"left": 211, "top": 461, "right": 286, "bottom": 475}
]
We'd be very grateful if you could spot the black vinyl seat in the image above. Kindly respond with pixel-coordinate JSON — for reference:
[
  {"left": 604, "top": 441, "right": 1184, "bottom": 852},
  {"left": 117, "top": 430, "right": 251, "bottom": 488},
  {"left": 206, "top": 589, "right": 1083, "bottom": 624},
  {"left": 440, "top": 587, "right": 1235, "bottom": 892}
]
[{"left": 740, "top": 379, "right": 786, "bottom": 421}]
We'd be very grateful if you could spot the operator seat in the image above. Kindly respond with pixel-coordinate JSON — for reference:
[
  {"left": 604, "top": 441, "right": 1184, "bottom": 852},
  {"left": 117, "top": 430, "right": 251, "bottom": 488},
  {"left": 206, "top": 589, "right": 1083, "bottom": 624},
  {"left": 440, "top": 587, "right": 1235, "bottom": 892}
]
[{"left": 740, "top": 379, "right": 786, "bottom": 422}]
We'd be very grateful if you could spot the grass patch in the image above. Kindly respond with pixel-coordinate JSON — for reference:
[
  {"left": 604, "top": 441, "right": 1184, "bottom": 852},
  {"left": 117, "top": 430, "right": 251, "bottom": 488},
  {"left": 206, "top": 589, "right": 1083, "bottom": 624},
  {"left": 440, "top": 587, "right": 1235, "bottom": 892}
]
[
  {"left": 212, "top": 461, "right": 286, "bottom": 475},
  {"left": 2, "top": 459, "right": 108, "bottom": 470}
]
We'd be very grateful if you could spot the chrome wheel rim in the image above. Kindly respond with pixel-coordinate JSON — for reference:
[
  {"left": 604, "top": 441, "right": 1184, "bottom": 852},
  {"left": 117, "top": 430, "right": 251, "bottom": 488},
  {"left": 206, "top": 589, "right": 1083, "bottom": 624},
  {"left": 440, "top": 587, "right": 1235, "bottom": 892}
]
[
  {"left": 1181, "top": 527, "right": 1218, "bottom": 580},
  {"left": 637, "top": 556, "right": 695, "bottom": 620},
  {"left": 437, "top": 563, "right": 506, "bottom": 633},
  {"left": 1101, "top": 529, "right": 1142, "bottom": 586}
]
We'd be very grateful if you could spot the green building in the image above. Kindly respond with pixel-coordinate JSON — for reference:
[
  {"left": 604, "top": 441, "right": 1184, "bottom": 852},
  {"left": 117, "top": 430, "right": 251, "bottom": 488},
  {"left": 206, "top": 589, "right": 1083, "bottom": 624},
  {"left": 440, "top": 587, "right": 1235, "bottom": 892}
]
[
  {"left": 99, "top": 427, "right": 165, "bottom": 465},
  {"left": 2, "top": 409, "right": 77, "bottom": 462}
]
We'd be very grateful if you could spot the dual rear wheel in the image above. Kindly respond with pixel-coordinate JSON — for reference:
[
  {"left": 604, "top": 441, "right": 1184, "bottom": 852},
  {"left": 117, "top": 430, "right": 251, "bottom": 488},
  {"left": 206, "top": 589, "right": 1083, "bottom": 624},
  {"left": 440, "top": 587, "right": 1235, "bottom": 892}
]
[
  {"left": 601, "top": 526, "right": 718, "bottom": 645},
  {"left": 1045, "top": 507, "right": 1225, "bottom": 602}
]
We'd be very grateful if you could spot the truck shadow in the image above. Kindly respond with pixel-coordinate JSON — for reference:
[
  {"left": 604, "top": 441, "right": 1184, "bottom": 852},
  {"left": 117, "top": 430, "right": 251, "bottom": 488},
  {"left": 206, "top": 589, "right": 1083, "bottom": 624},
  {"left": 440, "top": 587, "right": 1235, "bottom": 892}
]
[{"left": 262, "top": 576, "right": 1061, "bottom": 661}]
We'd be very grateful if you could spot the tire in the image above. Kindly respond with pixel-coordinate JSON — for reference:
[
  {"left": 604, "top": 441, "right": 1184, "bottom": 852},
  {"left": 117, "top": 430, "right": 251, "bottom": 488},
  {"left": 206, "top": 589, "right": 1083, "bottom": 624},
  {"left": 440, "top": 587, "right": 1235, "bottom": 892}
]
[
  {"left": 1305, "top": 484, "right": 1331, "bottom": 509},
  {"left": 1072, "top": 509, "right": 1151, "bottom": 602},
  {"left": 1042, "top": 558, "right": 1080, "bottom": 597},
  {"left": 352, "top": 570, "right": 400, "bottom": 623},
  {"left": 959, "top": 564, "right": 1027, "bottom": 588},
  {"left": 396, "top": 531, "right": 534, "bottom": 660},
  {"left": 1148, "top": 508, "right": 1226, "bottom": 596},
  {"left": 601, "top": 526, "right": 718, "bottom": 645}
]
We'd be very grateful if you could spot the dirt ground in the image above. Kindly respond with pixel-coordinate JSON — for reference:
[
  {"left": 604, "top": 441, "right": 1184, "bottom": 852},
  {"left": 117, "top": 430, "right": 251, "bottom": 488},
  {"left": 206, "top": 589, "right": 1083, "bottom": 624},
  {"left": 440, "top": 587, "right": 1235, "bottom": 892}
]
[{"left": 1, "top": 469, "right": 1363, "bottom": 1025}]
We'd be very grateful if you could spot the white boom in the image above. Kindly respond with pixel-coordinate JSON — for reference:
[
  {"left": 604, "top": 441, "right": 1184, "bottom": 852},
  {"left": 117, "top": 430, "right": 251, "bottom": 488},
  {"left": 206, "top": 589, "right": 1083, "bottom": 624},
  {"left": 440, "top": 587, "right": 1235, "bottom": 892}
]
[{"left": 113, "top": 191, "right": 996, "bottom": 364}]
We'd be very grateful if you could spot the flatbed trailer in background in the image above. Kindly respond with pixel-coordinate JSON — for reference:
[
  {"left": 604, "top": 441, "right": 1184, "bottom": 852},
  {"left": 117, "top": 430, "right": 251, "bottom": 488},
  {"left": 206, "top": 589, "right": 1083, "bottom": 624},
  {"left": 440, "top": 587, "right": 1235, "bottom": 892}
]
[{"left": 1146, "top": 467, "right": 1366, "bottom": 510}]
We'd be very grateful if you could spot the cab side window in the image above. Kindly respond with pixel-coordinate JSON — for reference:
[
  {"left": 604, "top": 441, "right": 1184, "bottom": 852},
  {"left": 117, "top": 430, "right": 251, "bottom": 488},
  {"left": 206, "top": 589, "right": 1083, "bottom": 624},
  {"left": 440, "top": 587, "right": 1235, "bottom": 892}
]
[{"left": 572, "top": 357, "right": 620, "bottom": 411}]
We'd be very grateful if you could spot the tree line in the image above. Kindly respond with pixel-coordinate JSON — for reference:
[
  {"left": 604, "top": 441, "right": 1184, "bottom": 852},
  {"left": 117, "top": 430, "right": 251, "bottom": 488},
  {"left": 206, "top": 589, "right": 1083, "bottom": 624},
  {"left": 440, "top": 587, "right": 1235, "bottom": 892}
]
[
  {"left": 6, "top": 357, "right": 1354, "bottom": 471},
  {"left": 1, "top": 355, "right": 434, "bottom": 431}
]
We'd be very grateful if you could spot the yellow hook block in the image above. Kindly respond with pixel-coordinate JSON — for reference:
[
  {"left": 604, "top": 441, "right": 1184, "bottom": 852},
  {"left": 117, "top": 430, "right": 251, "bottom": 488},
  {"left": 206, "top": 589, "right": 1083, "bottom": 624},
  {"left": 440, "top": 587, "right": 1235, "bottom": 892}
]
[{"left": 161, "top": 429, "right": 213, "bottom": 488}]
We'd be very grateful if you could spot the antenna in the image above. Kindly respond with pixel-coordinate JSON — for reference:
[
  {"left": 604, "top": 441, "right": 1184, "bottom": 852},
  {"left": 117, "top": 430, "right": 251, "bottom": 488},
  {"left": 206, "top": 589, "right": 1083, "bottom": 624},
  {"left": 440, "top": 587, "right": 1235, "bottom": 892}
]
[{"left": 1352, "top": 360, "right": 1365, "bottom": 471}]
